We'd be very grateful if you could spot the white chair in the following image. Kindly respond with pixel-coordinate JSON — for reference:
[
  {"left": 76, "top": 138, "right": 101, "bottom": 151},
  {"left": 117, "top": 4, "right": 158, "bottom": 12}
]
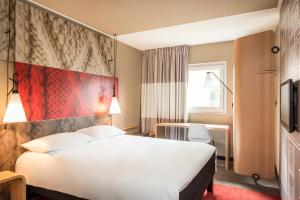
[{"left": 188, "top": 124, "right": 214, "bottom": 145}]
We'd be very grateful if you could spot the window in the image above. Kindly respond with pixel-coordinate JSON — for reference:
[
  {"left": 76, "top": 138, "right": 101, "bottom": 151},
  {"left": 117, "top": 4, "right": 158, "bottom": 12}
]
[{"left": 187, "top": 62, "right": 226, "bottom": 113}]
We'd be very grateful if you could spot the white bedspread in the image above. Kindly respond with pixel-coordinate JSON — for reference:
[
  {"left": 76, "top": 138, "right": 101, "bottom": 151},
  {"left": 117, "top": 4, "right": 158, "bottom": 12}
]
[{"left": 16, "top": 135, "right": 215, "bottom": 200}]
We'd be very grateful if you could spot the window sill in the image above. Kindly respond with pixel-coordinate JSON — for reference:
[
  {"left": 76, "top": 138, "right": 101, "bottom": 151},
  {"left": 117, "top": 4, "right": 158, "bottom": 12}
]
[{"left": 188, "top": 111, "right": 227, "bottom": 115}]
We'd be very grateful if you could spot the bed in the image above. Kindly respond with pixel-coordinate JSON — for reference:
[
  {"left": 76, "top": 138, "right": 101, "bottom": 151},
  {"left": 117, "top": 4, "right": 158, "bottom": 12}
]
[{"left": 16, "top": 134, "right": 216, "bottom": 200}]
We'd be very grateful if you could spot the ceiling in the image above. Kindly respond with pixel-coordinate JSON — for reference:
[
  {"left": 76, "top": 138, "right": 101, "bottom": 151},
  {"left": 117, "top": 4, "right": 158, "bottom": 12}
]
[
  {"left": 118, "top": 8, "right": 279, "bottom": 50},
  {"left": 30, "top": 0, "right": 280, "bottom": 50}
]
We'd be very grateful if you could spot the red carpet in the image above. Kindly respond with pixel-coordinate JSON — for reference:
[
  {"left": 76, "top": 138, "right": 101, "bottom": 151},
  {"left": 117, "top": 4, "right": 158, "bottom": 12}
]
[
  {"left": 203, "top": 184, "right": 281, "bottom": 200},
  {"left": 30, "top": 184, "right": 281, "bottom": 200}
]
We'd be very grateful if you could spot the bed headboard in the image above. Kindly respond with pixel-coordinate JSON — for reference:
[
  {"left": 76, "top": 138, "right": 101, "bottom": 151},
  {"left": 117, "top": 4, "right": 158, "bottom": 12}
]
[{"left": 0, "top": 115, "right": 111, "bottom": 172}]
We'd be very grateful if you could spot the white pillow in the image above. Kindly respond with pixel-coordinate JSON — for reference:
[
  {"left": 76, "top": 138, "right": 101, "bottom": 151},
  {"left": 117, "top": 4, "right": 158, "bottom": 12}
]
[
  {"left": 76, "top": 125, "right": 126, "bottom": 140},
  {"left": 21, "top": 132, "right": 93, "bottom": 153}
]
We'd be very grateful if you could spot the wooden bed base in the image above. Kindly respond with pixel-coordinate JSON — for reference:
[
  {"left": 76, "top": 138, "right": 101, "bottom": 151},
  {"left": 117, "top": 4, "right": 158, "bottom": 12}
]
[{"left": 27, "top": 153, "right": 215, "bottom": 200}]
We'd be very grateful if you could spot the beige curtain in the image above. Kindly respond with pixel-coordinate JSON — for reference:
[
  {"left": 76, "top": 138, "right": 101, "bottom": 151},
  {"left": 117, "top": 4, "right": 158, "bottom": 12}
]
[{"left": 141, "top": 45, "right": 188, "bottom": 139}]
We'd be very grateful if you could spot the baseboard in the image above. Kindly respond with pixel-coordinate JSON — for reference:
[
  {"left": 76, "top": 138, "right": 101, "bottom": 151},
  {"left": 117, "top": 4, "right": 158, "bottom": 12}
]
[
  {"left": 275, "top": 165, "right": 282, "bottom": 198},
  {"left": 275, "top": 165, "right": 280, "bottom": 190},
  {"left": 217, "top": 155, "right": 234, "bottom": 161}
]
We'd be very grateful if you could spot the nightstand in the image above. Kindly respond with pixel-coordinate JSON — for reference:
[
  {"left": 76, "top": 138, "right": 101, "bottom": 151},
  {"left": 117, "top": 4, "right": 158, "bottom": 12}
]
[{"left": 0, "top": 171, "right": 26, "bottom": 200}]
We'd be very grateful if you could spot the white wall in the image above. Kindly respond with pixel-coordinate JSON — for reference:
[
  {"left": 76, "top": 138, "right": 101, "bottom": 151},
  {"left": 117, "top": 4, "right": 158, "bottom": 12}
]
[{"left": 112, "top": 42, "right": 142, "bottom": 134}]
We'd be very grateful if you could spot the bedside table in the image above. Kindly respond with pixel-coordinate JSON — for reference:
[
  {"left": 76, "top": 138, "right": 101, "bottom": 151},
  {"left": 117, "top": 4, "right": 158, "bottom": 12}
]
[{"left": 0, "top": 171, "right": 26, "bottom": 200}]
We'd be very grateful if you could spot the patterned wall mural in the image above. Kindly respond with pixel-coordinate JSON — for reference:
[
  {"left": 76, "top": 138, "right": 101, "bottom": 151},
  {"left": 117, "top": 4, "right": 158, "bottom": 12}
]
[
  {"left": 279, "top": 0, "right": 299, "bottom": 80},
  {"left": 16, "top": 62, "right": 117, "bottom": 121},
  {"left": 0, "top": 0, "right": 15, "bottom": 61},
  {"left": 0, "top": 0, "right": 114, "bottom": 76},
  {"left": 0, "top": 1, "right": 117, "bottom": 196},
  {"left": 279, "top": 0, "right": 300, "bottom": 199},
  {"left": 0, "top": 0, "right": 117, "bottom": 122}
]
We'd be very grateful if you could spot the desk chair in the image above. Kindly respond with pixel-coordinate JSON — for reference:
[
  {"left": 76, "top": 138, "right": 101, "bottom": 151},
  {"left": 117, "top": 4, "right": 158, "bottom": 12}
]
[{"left": 188, "top": 124, "right": 214, "bottom": 145}]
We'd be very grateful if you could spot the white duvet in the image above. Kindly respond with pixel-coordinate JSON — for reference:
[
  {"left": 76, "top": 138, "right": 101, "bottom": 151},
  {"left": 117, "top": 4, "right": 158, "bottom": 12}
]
[{"left": 16, "top": 135, "right": 215, "bottom": 200}]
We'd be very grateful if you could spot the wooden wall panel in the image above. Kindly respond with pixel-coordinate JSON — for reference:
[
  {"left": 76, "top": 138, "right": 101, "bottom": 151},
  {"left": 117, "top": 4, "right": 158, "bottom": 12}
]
[
  {"left": 279, "top": 0, "right": 300, "bottom": 199},
  {"left": 234, "top": 31, "right": 275, "bottom": 179}
]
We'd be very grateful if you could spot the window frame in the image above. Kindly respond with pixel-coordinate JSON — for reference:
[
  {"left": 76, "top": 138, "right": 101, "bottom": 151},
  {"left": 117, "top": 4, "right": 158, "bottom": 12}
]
[{"left": 187, "top": 61, "right": 227, "bottom": 114}]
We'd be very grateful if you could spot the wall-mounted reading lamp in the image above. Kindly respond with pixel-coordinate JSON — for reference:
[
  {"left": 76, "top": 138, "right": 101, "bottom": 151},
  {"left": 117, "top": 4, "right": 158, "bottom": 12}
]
[
  {"left": 205, "top": 72, "right": 233, "bottom": 95},
  {"left": 205, "top": 72, "right": 233, "bottom": 107},
  {"left": 109, "top": 34, "right": 121, "bottom": 114},
  {"left": 3, "top": 0, "right": 27, "bottom": 125}
]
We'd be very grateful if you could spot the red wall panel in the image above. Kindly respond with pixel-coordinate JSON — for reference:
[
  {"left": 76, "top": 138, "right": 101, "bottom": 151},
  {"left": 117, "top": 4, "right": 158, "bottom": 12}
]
[{"left": 15, "top": 62, "right": 117, "bottom": 121}]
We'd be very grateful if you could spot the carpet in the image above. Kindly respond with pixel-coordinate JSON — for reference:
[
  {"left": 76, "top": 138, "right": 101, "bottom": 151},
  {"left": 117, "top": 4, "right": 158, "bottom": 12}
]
[
  {"left": 30, "top": 184, "right": 281, "bottom": 200},
  {"left": 203, "top": 184, "right": 281, "bottom": 200}
]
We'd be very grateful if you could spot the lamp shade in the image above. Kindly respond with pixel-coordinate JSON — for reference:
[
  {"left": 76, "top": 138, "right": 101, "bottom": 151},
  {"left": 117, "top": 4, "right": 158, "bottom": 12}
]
[
  {"left": 3, "top": 92, "right": 27, "bottom": 123},
  {"left": 109, "top": 97, "right": 121, "bottom": 114},
  {"left": 204, "top": 72, "right": 214, "bottom": 88}
]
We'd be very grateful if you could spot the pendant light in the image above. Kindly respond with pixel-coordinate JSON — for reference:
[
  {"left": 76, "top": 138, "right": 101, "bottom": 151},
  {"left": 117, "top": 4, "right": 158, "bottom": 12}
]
[
  {"left": 3, "top": 74, "right": 27, "bottom": 123},
  {"left": 3, "top": 0, "right": 27, "bottom": 123},
  {"left": 109, "top": 34, "right": 121, "bottom": 114}
]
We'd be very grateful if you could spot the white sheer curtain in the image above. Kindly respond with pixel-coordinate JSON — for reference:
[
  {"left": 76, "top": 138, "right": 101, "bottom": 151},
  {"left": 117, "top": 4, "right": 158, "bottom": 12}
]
[{"left": 141, "top": 45, "right": 188, "bottom": 139}]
